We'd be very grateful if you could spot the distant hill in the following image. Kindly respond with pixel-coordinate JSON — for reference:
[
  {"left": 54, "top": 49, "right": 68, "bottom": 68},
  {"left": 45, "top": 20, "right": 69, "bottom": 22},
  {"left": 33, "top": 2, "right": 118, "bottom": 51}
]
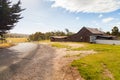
[{"left": 5, "top": 33, "right": 29, "bottom": 38}]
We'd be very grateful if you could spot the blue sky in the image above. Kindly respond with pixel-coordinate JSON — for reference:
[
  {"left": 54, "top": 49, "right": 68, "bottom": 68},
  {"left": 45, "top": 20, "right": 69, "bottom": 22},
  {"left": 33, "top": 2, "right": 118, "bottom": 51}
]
[{"left": 12, "top": 0, "right": 120, "bottom": 34}]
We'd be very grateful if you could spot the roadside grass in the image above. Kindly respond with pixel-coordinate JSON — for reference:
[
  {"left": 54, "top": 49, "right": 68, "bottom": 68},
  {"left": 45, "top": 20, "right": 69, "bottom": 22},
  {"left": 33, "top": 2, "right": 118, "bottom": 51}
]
[
  {"left": 51, "top": 42, "right": 71, "bottom": 49},
  {"left": 0, "top": 43, "right": 14, "bottom": 48},
  {"left": 71, "top": 43, "right": 120, "bottom": 80},
  {"left": 7, "top": 38, "right": 28, "bottom": 43},
  {"left": 0, "top": 38, "right": 28, "bottom": 48}
]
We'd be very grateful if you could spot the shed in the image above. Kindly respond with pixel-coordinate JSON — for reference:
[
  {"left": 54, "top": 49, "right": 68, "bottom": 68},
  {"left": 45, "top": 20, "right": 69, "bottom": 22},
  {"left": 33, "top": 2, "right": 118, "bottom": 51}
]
[
  {"left": 50, "top": 27, "right": 114, "bottom": 42},
  {"left": 50, "top": 36, "right": 67, "bottom": 42}
]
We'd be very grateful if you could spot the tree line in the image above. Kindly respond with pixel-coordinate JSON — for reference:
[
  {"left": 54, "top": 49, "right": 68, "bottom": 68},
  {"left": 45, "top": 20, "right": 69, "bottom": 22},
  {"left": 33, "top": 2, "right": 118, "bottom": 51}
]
[
  {"left": 29, "top": 29, "right": 74, "bottom": 41},
  {"left": 29, "top": 26, "right": 120, "bottom": 41}
]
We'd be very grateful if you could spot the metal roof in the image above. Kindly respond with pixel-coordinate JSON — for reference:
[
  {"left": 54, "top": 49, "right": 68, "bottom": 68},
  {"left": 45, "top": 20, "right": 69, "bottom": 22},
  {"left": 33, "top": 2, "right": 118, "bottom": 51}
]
[{"left": 85, "top": 27, "right": 104, "bottom": 34}]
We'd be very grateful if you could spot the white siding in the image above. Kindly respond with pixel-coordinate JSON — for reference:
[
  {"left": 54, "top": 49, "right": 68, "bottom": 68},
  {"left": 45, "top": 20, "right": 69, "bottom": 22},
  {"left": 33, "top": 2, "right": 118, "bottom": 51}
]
[{"left": 95, "top": 40, "right": 120, "bottom": 45}]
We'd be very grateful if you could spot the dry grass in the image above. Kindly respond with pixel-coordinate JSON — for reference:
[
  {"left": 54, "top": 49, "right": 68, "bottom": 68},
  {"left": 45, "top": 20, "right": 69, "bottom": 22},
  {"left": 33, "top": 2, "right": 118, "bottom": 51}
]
[
  {"left": 0, "top": 38, "right": 28, "bottom": 48},
  {"left": 0, "top": 43, "right": 14, "bottom": 48},
  {"left": 7, "top": 38, "right": 28, "bottom": 43}
]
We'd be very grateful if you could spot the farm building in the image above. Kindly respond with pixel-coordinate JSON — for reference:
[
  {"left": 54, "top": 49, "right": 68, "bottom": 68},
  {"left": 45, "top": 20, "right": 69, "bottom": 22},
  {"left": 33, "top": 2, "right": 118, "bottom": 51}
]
[
  {"left": 50, "top": 27, "right": 115, "bottom": 42},
  {"left": 50, "top": 36, "right": 67, "bottom": 42}
]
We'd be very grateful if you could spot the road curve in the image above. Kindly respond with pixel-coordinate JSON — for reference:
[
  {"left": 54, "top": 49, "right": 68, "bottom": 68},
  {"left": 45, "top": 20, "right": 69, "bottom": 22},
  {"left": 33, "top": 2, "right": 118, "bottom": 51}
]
[{"left": 0, "top": 43, "right": 55, "bottom": 80}]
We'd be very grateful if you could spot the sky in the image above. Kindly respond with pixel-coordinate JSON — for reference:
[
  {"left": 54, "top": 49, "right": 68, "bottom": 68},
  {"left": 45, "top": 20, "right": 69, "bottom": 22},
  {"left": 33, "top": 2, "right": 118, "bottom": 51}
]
[{"left": 11, "top": 0, "right": 120, "bottom": 34}]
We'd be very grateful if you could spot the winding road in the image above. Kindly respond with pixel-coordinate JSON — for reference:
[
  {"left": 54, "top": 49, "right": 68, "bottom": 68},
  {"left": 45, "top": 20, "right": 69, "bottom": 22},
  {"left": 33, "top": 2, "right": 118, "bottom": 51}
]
[{"left": 0, "top": 43, "right": 55, "bottom": 80}]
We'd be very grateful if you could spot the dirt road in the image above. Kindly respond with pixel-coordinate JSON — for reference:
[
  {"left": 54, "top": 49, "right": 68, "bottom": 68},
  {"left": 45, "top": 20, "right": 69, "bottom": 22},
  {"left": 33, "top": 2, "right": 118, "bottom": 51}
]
[
  {"left": 0, "top": 43, "right": 55, "bottom": 80},
  {"left": 0, "top": 43, "right": 84, "bottom": 80}
]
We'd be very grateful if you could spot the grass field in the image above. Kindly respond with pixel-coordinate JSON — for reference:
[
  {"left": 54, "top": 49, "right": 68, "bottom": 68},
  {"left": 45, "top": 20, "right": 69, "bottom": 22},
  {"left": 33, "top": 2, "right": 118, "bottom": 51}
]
[
  {"left": 0, "top": 38, "right": 28, "bottom": 48},
  {"left": 71, "top": 43, "right": 120, "bottom": 80},
  {"left": 0, "top": 43, "right": 14, "bottom": 48},
  {"left": 50, "top": 42, "right": 120, "bottom": 80},
  {"left": 7, "top": 38, "right": 28, "bottom": 43},
  {"left": 51, "top": 42, "right": 71, "bottom": 49}
]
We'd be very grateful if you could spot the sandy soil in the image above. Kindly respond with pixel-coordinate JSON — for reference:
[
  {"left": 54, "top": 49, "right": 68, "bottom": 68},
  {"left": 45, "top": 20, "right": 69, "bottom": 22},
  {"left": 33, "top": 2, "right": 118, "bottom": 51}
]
[
  {"left": 52, "top": 47, "right": 96, "bottom": 80},
  {"left": 24, "top": 43, "right": 96, "bottom": 80}
]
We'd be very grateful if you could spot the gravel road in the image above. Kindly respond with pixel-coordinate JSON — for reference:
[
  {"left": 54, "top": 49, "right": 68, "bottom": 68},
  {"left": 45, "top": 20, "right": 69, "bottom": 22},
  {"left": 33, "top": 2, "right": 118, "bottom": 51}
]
[{"left": 0, "top": 43, "right": 55, "bottom": 80}]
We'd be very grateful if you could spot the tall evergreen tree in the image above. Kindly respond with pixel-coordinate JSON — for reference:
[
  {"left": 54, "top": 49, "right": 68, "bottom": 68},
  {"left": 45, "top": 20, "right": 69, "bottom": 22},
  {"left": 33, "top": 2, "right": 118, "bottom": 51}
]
[{"left": 0, "top": 0, "right": 24, "bottom": 38}]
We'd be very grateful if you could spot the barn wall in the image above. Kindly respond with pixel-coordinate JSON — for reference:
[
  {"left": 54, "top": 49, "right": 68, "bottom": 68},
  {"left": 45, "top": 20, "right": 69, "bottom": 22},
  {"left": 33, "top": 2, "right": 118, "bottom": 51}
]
[
  {"left": 66, "top": 27, "right": 93, "bottom": 42},
  {"left": 50, "top": 37, "right": 67, "bottom": 42},
  {"left": 50, "top": 27, "right": 104, "bottom": 42},
  {"left": 78, "top": 27, "right": 97, "bottom": 42},
  {"left": 50, "top": 27, "right": 94, "bottom": 42}
]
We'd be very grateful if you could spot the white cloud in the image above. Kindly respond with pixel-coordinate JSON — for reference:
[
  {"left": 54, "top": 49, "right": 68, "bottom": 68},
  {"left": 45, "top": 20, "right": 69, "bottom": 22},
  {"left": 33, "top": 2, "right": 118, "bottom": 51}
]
[
  {"left": 13, "top": 0, "right": 41, "bottom": 8},
  {"left": 51, "top": 0, "right": 120, "bottom": 13},
  {"left": 102, "top": 17, "right": 114, "bottom": 23},
  {"left": 92, "top": 21, "right": 99, "bottom": 26},
  {"left": 116, "top": 22, "right": 120, "bottom": 26},
  {"left": 98, "top": 14, "right": 103, "bottom": 18}
]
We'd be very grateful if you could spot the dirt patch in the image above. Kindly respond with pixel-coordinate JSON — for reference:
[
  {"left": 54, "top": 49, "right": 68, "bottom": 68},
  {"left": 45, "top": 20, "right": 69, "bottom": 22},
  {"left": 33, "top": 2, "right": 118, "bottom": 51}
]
[
  {"left": 66, "top": 50, "right": 96, "bottom": 57},
  {"left": 52, "top": 47, "right": 96, "bottom": 80},
  {"left": 102, "top": 63, "right": 115, "bottom": 80},
  {"left": 66, "top": 43, "right": 84, "bottom": 48}
]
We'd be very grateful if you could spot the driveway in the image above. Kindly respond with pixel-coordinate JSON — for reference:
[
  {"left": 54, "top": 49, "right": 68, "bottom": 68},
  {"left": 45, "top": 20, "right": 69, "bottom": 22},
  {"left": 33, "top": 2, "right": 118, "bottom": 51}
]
[{"left": 0, "top": 43, "right": 55, "bottom": 80}]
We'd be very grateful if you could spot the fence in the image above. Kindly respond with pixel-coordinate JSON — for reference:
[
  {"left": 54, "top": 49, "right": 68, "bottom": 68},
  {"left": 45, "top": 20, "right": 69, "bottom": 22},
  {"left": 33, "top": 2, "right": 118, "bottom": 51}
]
[{"left": 95, "top": 40, "right": 120, "bottom": 45}]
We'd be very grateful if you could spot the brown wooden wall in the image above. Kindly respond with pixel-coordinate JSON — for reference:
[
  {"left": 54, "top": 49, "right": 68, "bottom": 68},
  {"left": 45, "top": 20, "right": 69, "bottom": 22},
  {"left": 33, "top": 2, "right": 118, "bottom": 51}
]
[
  {"left": 65, "top": 27, "right": 93, "bottom": 42},
  {"left": 50, "top": 27, "right": 103, "bottom": 42}
]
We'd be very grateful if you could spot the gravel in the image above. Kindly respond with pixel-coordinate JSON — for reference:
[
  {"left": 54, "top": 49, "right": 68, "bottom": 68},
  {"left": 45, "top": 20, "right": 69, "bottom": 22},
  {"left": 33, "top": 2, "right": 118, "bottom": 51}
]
[{"left": 0, "top": 43, "right": 56, "bottom": 80}]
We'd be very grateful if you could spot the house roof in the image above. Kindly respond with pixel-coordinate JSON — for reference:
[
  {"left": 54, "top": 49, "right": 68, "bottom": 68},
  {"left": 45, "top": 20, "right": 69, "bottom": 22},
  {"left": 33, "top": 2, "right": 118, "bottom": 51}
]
[{"left": 85, "top": 27, "right": 104, "bottom": 34}]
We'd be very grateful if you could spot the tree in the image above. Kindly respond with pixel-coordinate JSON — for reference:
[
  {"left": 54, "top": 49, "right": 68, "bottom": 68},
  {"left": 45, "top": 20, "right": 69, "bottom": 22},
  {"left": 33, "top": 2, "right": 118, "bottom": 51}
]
[
  {"left": 65, "top": 28, "right": 69, "bottom": 34},
  {"left": 29, "top": 32, "right": 45, "bottom": 41},
  {"left": 106, "top": 31, "right": 111, "bottom": 35},
  {"left": 111, "top": 26, "right": 119, "bottom": 36},
  {"left": 65, "top": 28, "right": 74, "bottom": 36},
  {"left": 0, "top": 0, "right": 24, "bottom": 38}
]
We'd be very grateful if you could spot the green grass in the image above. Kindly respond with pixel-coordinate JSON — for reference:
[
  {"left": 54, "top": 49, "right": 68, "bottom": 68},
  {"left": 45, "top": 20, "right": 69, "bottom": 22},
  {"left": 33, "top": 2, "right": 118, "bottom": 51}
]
[
  {"left": 71, "top": 43, "right": 120, "bottom": 80},
  {"left": 51, "top": 42, "right": 71, "bottom": 49}
]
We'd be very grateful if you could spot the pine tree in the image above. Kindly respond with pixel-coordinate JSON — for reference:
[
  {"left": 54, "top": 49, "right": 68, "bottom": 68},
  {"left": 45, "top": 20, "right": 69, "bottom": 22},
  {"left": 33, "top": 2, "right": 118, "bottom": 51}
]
[{"left": 0, "top": 0, "right": 24, "bottom": 38}]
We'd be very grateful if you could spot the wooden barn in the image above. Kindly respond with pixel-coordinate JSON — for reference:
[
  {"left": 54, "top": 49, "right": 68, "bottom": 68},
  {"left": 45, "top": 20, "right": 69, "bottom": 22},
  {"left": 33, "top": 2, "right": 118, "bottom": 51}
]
[{"left": 50, "top": 27, "right": 114, "bottom": 42}]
